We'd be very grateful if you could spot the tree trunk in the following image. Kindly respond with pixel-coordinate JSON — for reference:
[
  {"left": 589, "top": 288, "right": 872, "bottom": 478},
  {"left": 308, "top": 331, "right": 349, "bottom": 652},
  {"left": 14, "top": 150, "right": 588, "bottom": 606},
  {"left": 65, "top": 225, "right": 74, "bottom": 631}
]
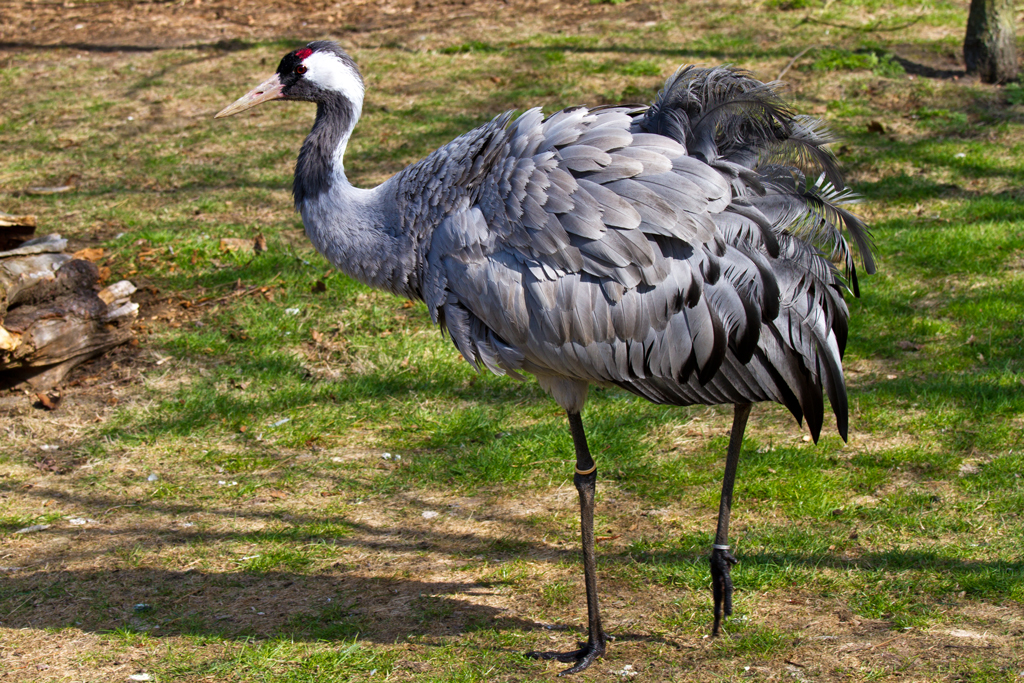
[{"left": 964, "top": 0, "right": 1018, "bottom": 83}]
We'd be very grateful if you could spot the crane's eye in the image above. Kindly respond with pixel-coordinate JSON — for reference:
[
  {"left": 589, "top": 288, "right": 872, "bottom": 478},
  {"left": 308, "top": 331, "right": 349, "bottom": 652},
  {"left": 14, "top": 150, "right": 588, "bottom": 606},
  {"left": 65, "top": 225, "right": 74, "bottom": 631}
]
[{"left": 296, "top": 64, "right": 307, "bottom": 75}]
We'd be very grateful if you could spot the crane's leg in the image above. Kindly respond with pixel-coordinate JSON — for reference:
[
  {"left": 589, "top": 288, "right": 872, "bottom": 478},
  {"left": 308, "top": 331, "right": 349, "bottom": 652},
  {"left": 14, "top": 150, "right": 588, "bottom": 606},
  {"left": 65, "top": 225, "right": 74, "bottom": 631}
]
[
  {"left": 527, "top": 411, "right": 607, "bottom": 675},
  {"left": 711, "top": 402, "right": 752, "bottom": 636}
]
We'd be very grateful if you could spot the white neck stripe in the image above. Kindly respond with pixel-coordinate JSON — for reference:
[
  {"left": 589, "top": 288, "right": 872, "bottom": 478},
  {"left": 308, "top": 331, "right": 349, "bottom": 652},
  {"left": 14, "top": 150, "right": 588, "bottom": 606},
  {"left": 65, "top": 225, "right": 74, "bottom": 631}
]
[{"left": 303, "top": 51, "right": 364, "bottom": 121}]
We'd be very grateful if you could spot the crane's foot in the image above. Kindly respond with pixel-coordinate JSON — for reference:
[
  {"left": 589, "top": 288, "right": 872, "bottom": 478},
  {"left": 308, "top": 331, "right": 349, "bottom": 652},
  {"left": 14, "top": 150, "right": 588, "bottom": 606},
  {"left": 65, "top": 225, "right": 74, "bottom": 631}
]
[
  {"left": 710, "top": 546, "right": 738, "bottom": 636},
  {"left": 527, "top": 635, "right": 607, "bottom": 676}
]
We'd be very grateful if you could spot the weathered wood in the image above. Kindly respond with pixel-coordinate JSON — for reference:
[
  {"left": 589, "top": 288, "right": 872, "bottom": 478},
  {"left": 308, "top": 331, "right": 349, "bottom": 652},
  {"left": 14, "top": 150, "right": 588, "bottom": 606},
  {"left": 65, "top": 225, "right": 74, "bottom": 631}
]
[
  {"left": 0, "top": 211, "right": 37, "bottom": 251},
  {"left": 0, "top": 212, "right": 37, "bottom": 228},
  {"left": 1, "top": 236, "right": 73, "bottom": 321},
  {"left": 1, "top": 237, "right": 138, "bottom": 390},
  {"left": 965, "top": 0, "right": 1018, "bottom": 83}
]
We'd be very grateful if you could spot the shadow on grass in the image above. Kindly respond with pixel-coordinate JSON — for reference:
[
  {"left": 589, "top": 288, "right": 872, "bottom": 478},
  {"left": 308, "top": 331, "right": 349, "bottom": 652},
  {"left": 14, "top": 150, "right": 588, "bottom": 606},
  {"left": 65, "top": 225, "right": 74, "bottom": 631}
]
[
  {"left": 0, "top": 490, "right": 691, "bottom": 649},
  {"left": 0, "top": 38, "right": 257, "bottom": 53},
  {"left": 0, "top": 512, "right": 1018, "bottom": 644},
  {"left": 891, "top": 55, "right": 964, "bottom": 81},
  {"left": 0, "top": 567, "right": 549, "bottom": 645}
]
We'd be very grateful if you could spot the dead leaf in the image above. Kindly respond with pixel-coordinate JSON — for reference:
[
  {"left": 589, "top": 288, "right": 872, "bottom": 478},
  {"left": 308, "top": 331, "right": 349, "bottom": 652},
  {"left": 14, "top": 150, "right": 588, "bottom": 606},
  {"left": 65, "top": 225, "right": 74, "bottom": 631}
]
[
  {"left": 73, "top": 247, "right": 104, "bottom": 261},
  {"left": 219, "top": 238, "right": 255, "bottom": 253},
  {"left": 35, "top": 391, "right": 62, "bottom": 410},
  {"left": 312, "top": 280, "right": 327, "bottom": 293},
  {"left": 866, "top": 120, "right": 885, "bottom": 134},
  {"left": 35, "top": 458, "right": 64, "bottom": 474},
  {"left": 254, "top": 234, "right": 268, "bottom": 253},
  {"left": 266, "top": 489, "right": 288, "bottom": 499}
]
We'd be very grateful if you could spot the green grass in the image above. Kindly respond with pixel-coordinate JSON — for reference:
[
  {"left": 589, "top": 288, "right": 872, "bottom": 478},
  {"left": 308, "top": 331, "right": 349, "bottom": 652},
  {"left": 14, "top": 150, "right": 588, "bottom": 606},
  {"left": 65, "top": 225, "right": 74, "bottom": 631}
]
[{"left": 1, "top": 0, "right": 1023, "bottom": 681}]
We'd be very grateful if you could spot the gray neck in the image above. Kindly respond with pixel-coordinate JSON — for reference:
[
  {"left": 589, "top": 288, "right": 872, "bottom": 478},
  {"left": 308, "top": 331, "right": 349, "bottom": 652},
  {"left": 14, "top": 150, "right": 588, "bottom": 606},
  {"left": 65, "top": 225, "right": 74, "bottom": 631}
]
[{"left": 296, "top": 105, "right": 421, "bottom": 300}]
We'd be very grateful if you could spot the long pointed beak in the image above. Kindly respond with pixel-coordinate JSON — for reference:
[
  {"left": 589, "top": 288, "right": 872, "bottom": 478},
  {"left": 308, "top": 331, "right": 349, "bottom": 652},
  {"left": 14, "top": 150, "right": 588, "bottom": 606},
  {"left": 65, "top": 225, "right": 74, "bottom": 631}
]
[{"left": 215, "top": 73, "right": 285, "bottom": 118}]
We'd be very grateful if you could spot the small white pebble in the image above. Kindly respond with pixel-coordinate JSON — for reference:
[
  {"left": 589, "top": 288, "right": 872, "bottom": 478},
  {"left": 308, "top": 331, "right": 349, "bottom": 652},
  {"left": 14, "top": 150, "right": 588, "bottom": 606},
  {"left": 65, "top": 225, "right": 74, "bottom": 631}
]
[
  {"left": 285, "top": 307, "right": 300, "bottom": 315},
  {"left": 181, "top": 522, "right": 195, "bottom": 528},
  {"left": 69, "top": 518, "right": 88, "bottom": 526},
  {"left": 381, "top": 452, "right": 392, "bottom": 460},
  {"left": 422, "top": 511, "right": 439, "bottom": 519},
  {"left": 128, "top": 675, "right": 152, "bottom": 682},
  {"left": 331, "top": 457, "right": 344, "bottom": 463},
  {"left": 218, "top": 480, "right": 227, "bottom": 486},
  {"left": 127, "top": 116, "right": 134, "bottom": 121},
  {"left": 147, "top": 473, "right": 158, "bottom": 482},
  {"left": 954, "top": 152, "right": 966, "bottom": 158}
]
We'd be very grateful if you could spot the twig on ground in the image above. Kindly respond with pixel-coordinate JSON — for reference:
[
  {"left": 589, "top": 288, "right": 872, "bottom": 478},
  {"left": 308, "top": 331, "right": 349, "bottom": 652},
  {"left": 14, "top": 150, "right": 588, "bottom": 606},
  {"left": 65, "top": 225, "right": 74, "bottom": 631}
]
[
  {"left": 872, "top": 632, "right": 906, "bottom": 649},
  {"left": 101, "top": 504, "right": 138, "bottom": 516},
  {"left": 801, "top": 15, "right": 922, "bottom": 32},
  {"left": 777, "top": 46, "right": 818, "bottom": 81}
]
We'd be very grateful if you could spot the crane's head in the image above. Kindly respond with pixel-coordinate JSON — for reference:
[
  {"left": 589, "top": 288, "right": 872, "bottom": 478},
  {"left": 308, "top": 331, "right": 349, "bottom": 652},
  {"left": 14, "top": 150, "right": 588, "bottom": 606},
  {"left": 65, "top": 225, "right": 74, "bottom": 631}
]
[{"left": 215, "top": 41, "right": 364, "bottom": 120}]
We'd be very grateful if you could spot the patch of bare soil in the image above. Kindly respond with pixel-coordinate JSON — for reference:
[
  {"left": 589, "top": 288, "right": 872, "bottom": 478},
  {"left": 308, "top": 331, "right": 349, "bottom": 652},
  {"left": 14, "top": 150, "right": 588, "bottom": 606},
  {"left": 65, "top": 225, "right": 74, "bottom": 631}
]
[
  {"left": 2, "top": 475, "right": 1022, "bottom": 681},
  {"left": 0, "top": 0, "right": 659, "bottom": 54},
  {"left": 0, "top": 344, "right": 144, "bottom": 453}
]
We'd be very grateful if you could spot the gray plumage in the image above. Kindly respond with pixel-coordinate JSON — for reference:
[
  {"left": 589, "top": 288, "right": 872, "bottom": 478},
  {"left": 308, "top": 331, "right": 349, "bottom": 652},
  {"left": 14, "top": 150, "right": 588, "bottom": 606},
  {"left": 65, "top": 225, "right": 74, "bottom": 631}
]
[
  {"left": 397, "top": 74, "right": 872, "bottom": 440},
  {"left": 217, "top": 44, "right": 875, "bottom": 673}
]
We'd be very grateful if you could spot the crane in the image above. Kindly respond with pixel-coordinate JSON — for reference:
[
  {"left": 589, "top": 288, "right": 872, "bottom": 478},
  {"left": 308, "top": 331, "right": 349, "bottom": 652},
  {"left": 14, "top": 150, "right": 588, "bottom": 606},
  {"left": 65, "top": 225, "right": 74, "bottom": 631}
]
[{"left": 216, "top": 41, "right": 874, "bottom": 675}]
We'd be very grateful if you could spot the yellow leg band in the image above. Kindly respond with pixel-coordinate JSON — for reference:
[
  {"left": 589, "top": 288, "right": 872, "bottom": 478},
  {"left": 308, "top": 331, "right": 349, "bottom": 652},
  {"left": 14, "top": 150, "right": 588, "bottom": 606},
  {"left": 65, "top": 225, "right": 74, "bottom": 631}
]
[{"left": 575, "top": 463, "right": 597, "bottom": 476}]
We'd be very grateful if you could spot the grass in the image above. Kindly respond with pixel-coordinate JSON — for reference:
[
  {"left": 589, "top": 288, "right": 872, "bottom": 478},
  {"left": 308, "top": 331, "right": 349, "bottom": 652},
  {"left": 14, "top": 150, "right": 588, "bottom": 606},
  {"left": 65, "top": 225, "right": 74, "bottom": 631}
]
[{"left": 1, "top": 0, "right": 1023, "bottom": 681}]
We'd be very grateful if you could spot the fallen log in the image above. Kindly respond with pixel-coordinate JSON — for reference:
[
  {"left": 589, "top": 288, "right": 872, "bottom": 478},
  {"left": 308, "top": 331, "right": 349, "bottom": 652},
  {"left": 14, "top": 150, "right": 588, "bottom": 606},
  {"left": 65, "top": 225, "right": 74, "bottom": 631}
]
[
  {"left": 0, "top": 210, "right": 37, "bottom": 251},
  {"left": 0, "top": 234, "right": 138, "bottom": 390}
]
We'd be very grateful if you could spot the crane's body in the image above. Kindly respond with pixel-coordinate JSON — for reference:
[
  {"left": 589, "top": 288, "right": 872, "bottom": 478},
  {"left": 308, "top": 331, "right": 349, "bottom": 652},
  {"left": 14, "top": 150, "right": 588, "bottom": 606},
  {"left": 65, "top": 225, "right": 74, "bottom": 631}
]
[{"left": 217, "top": 41, "right": 874, "bottom": 674}]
